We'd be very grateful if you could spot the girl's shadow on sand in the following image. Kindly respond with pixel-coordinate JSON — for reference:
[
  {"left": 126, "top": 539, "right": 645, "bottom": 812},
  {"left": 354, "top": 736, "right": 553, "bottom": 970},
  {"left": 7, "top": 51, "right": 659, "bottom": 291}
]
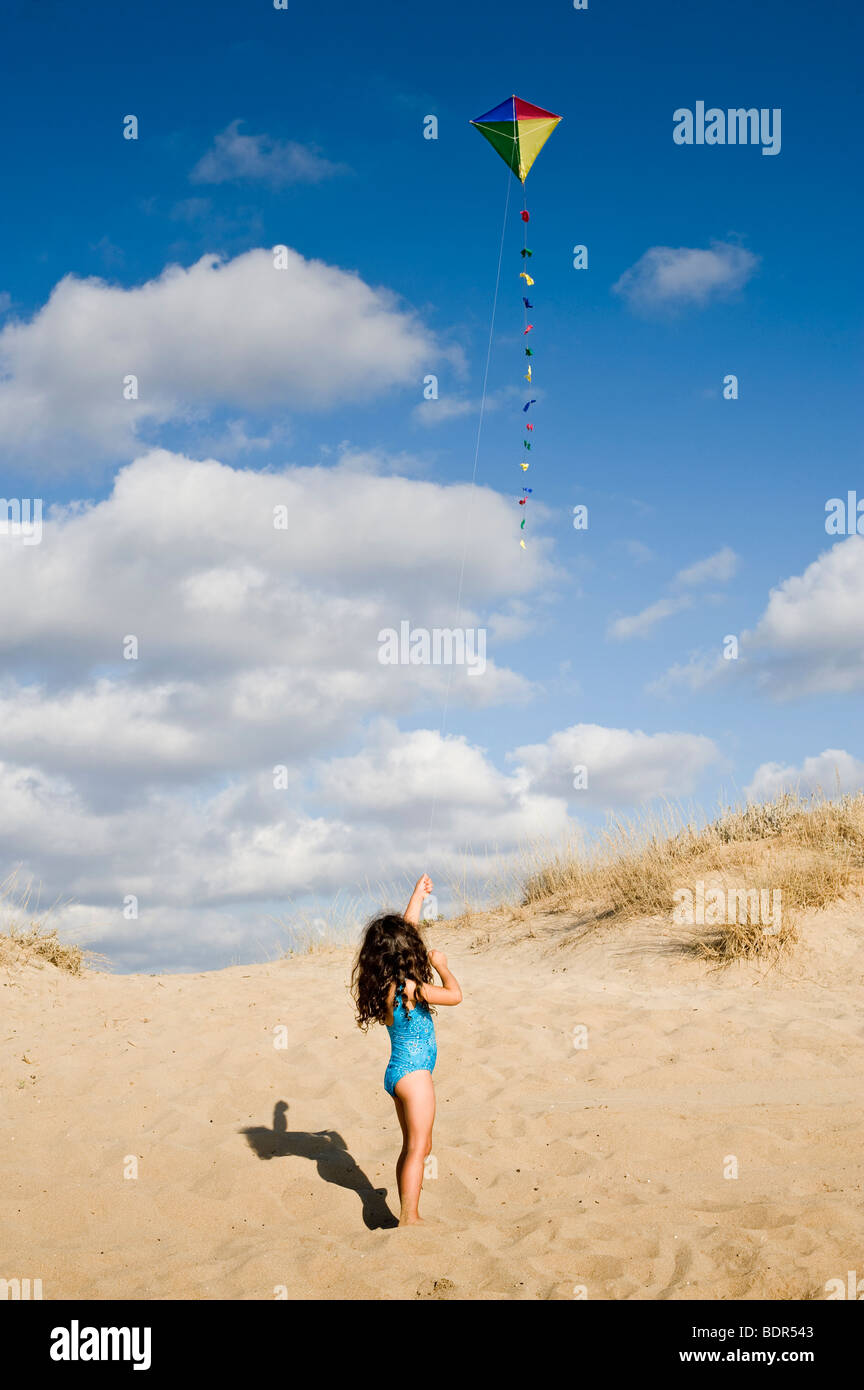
[{"left": 241, "top": 1101, "right": 397, "bottom": 1230}]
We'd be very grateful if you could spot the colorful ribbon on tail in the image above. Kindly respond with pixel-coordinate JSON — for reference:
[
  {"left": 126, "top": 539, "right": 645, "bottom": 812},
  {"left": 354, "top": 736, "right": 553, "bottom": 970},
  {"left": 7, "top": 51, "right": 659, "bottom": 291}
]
[
  {"left": 520, "top": 197, "right": 533, "bottom": 541},
  {"left": 517, "top": 190, "right": 542, "bottom": 544}
]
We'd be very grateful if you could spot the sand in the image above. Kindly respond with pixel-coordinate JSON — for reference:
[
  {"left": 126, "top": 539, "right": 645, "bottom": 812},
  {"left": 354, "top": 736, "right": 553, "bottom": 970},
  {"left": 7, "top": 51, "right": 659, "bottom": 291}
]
[{"left": 2, "top": 901, "right": 862, "bottom": 1300}]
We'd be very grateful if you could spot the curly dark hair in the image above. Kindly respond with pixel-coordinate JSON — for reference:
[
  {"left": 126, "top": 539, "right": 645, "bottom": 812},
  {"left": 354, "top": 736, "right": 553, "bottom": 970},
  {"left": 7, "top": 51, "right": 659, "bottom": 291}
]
[{"left": 351, "top": 913, "right": 435, "bottom": 1030}]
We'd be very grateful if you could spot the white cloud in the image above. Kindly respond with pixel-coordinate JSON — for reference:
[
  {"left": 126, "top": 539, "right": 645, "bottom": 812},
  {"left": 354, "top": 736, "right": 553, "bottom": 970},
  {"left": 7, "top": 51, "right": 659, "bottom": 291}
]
[
  {"left": 613, "top": 241, "right": 759, "bottom": 312},
  {"left": 0, "top": 757, "right": 358, "bottom": 913},
  {"left": 316, "top": 723, "right": 566, "bottom": 844},
  {"left": 0, "top": 711, "right": 724, "bottom": 969},
  {"left": 744, "top": 536, "right": 864, "bottom": 697},
  {"left": 0, "top": 443, "right": 566, "bottom": 969},
  {"left": 0, "top": 466, "right": 724, "bottom": 969},
  {"left": 0, "top": 248, "right": 446, "bottom": 461},
  {"left": 746, "top": 749, "right": 864, "bottom": 802},
  {"left": 608, "top": 595, "right": 692, "bottom": 641},
  {"left": 675, "top": 546, "right": 739, "bottom": 586},
  {"left": 191, "top": 120, "right": 348, "bottom": 187},
  {"left": 0, "top": 450, "right": 548, "bottom": 793},
  {"left": 651, "top": 537, "right": 864, "bottom": 699},
  {"left": 511, "top": 722, "right": 721, "bottom": 806},
  {"left": 0, "top": 727, "right": 568, "bottom": 971}
]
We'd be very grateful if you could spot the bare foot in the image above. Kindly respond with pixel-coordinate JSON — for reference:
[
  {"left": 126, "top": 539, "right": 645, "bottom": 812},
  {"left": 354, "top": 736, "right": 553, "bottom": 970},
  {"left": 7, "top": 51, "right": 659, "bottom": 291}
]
[{"left": 398, "top": 1215, "right": 425, "bottom": 1226}]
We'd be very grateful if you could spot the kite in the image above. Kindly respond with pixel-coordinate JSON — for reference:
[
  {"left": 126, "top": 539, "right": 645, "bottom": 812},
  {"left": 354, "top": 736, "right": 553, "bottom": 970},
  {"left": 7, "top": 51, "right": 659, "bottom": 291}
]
[
  {"left": 470, "top": 94, "right": 562, "bottom": 184},
  {"left": 471, "top": 94, "right": 561, "bottom": 549}
]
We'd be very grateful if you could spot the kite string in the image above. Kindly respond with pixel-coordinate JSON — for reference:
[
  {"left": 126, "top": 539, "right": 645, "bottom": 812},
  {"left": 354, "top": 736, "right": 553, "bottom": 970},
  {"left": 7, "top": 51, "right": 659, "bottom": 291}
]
[{"left": 424, "top": 168, "right": 512, "bottom": 864}]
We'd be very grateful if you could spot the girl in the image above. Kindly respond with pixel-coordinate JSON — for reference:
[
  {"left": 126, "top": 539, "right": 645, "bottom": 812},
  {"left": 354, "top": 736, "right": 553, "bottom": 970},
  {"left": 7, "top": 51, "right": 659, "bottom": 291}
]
[{"left": 351, "top": 874, "right": 462, "bottom": 1226}]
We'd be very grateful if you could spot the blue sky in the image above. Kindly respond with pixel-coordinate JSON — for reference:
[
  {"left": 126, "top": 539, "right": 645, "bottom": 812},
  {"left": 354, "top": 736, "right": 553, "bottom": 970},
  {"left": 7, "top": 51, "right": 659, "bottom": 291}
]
[{"left": 1, "top": 0, "right": 862, "bottom": 969}]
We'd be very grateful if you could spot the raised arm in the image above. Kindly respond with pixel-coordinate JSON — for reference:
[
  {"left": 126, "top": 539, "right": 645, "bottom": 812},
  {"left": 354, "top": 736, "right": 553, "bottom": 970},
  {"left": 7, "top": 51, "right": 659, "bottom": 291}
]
[
  {"left": 420, "top": 949, "right": 462, "bottom": 1006},
  {"left": 404, "top": 873, "right": 433, "bottom": 926}
]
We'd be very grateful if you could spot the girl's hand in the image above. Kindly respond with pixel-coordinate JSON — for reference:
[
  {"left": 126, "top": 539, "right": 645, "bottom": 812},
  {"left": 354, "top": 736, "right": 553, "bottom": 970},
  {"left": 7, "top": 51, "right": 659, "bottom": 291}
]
[
  {"left": 429, "top": 949, "right": 448, "bottom": 971},
  {"left": 404, "top": 873, "right": 434, "bottom": 925}
]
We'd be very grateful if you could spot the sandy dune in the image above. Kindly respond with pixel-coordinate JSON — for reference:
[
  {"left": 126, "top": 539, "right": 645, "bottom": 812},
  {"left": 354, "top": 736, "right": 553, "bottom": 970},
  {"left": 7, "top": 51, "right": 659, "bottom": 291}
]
[{"left": 2, "top": 902, "right": 862, "bottom": 1300}]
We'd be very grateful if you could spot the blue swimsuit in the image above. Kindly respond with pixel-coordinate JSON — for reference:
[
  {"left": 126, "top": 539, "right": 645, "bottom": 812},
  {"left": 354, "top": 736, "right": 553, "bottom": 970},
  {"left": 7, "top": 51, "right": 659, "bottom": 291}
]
[{"left": 384, "top": 984, "right": 437, "bottom": 1096}]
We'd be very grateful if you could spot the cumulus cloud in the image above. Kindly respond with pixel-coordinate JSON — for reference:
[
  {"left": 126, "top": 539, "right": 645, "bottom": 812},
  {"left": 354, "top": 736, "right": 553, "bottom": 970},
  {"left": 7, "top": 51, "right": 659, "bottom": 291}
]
[
  {"left": 0, "top": 248, "right": 446, "bottom": 461},
  {"left": 0, "top": 710, "right": 725, "bottom": 969},
  {"left": 742, "top": 537, "right": 864, "bottom": 696},
  {"left": 0, "top": 727, "right": 561, "bottom": 972},
  {"left": 316, "top": 723, "right": 569, "bottom": 844},
  {"left": 0, "top": 725, "right": 570, "bottom": 918},
  {"left": 0, "top": 758, "right": 369, "bottom": 941},
  {"left": 191, "top": 120, "right": 348, "bottom": 187},
  {"left": 0, "top": 458, "right": 724, "bottom": 970},
  {"left": 613, "top": 242, "right": 759, "bottom": 312},
  {"left": 0, "top": 450, "right": 548, "bottom": 792},
  {"left": 746, "top": 749, "right": 864, "bottom": 802},
  {"left": 511, "top": 722, "right": 721, "bottom": 806},
  {"left": 651, "top": 537, "right": 864, "bottom": 699},
  {"left": 0, "top": 448, "right": 570, "bottom": 967}
]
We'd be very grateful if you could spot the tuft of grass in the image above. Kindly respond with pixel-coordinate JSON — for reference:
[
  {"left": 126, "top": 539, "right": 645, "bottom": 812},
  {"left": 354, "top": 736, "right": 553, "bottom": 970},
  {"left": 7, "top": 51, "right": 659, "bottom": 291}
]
[
  {"left": 691, "top": 911, "right": 798, "bottom": 964},
  {"left": 0, "top": 875, "right": 105, "bottom": 975},
  {"left": 0, "top": 922, "right": 98, "bottom": 975}
]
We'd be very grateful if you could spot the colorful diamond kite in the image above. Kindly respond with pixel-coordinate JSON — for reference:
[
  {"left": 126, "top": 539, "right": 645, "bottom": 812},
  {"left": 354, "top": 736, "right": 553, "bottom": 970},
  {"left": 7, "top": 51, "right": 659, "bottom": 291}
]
[{"left": 470, "top": 94, "right": 562, "bottom": 184}]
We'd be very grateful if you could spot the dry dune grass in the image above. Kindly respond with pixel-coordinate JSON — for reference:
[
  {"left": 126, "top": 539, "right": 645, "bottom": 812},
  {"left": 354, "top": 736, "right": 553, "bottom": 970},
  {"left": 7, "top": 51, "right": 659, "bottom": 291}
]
[
  {"left": 0, "top": 877, "right": 103, "bottom": 976},
  {"left": 0, "top": 920, "right": 93, "bottom": 975},
  {"left": 516, "top": 790, "right": 864, "bottom": 962}
]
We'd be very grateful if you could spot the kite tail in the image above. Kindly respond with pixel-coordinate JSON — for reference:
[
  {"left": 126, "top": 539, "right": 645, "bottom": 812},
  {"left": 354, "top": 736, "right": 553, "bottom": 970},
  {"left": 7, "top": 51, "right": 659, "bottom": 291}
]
[{"left": 520, "top": 190, "right": 533, "bottom": 548}]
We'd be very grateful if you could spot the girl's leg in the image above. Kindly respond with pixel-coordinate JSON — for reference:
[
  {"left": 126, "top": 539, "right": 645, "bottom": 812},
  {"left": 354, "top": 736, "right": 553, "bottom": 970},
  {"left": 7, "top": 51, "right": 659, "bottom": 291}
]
[
  {"left": 392, "top": 1091, "right": 409, "bottom": 1196},
  {"left": 392, "top": 1070, "right": 435, "bottom": 1225}
]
